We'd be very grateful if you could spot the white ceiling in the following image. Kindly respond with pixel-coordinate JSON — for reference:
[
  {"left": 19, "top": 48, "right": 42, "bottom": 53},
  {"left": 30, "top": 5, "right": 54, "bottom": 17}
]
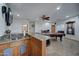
[{"left": 7, "top": 3, "right": 79, "bottom": 22}]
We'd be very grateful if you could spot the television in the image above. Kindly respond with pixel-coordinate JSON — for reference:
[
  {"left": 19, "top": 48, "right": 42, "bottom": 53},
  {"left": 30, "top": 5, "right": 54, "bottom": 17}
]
[{"left": 5, "top": 8, "right": 13, "bottom": 26}]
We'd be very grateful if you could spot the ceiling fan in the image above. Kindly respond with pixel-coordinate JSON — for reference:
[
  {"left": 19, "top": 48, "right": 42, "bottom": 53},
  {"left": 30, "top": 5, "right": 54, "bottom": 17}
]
[{"left": 41, "top": 15, "right": 50, "bottom": 21}]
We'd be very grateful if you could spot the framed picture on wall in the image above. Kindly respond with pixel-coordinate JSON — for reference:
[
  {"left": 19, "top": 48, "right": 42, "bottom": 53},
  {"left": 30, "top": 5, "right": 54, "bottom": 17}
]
[{"left": 66, "top": 21, "right": 75, "bottom": 35}]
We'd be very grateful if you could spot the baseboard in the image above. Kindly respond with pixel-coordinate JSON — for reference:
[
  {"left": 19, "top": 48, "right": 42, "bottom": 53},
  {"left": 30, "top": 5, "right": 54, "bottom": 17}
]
[{"left": 64, "top": 37, "right": 79, "bottom": 42}]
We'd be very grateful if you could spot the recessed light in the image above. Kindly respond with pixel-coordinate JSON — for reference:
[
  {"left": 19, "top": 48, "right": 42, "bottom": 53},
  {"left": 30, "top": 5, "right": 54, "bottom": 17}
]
[
  {"left": 22, "top": 24, "right": 27, "bottom": 27},
  {"left": 45, "top": 22, "right": 49, "bottom": 26},
  {"left": 56, "top": 6, "right": 61, "bottom": 10},
  {"left": 17, "top": 14, "right": 20, "bottom": 16},
  {"left": 10, "top": 12, "right": 12, "bottom": 15}
]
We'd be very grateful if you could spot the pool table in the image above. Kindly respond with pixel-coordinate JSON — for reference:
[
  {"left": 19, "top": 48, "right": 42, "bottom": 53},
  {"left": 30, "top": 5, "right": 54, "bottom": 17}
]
[{"left": 42, "top": 33, "right": 65, "bottom": 41}]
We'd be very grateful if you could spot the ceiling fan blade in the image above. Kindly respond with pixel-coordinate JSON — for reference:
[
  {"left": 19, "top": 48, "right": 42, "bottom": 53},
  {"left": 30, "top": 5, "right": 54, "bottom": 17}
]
[{"left": 41, "top": 15, "right": 50, "bottom": 20}]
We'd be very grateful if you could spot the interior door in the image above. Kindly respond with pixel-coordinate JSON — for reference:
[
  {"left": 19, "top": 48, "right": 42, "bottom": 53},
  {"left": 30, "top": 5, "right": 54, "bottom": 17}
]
[
  {"left": 51, "top": 25, "right": 56, "bottom": 33},
  {"left": 22, "top": 24, "right": 28, "bottom": 33}
]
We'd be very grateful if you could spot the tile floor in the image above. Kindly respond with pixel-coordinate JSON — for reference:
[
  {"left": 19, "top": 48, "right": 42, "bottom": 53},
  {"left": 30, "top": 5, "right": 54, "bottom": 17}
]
[{"left": 47, "top": 38, "right": 79, "bottom": 56}]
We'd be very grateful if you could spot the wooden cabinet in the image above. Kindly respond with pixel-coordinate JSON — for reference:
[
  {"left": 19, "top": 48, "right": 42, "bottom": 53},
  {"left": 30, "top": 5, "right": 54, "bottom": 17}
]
[
  {"left": 0, "top": 43, "right": 10, "bottom": 56},
  {"left": 31, "top": 43, "right": 42, "bottom": 56},
  {"left": 25, "top": 39, "right": 31, "bottom": 56},
  {"left": 12, "top": 46, "right": 20, "bottom": 56},
  {"left": 0, "top": 38, "right": 30, "bottom": 56},
  {"left": 10, "top": 40, "right": 26, "bottom": 56},
  {"left": 21, "top": 39, "right": 31, "bottom": 56},
  {"left": 30, "top": 37, "right": 42, "bottom": 56},
  {"left": 0, "top": 36, "right": 46, "bottom": 56}
]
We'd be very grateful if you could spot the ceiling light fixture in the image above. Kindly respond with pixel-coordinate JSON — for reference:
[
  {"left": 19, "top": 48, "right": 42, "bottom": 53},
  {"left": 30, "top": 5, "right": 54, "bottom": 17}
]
[
  {"left": 10, "top": 12, "right": 12, "bottom": 15},
  {"left": 17, "top": 14, "right": 20, "bottom": 16},
  {"left": 22, "top": 24, "right": 27, "bottom": 27},
  {"left": 56, "top": 6, "right": 61, "bottom": 10},
  {"left": 45, "top": 22, "right": 50, "bottom": 26},
  {"left": 66, "top": 16, "right": 69, "bottom": 18}
]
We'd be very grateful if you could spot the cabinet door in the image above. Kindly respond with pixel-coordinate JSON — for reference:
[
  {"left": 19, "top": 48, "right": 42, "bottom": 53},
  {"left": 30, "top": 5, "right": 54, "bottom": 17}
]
[
  {"left": 31, "top": 37, "right": 42, "bottom": 56},
  {"left": 0, "top": 43, "right": 10, "bottom": 56},
  {"left": 23, "top": 39, "right": 31, "bottom": 56},
  {"left": 12, "top": 46, "right": 20, "bottom": 56},
  {"left": 31, "top": 43, "right": 42, "bottom": 56},
  {"left": 26, "top": 40, "right": 31, "bottom": 56},
  {"left": 3, "top": 48, "right": 12, "bottom": 56},
  {"left": 20, "top": 45, "right": 26, "bottom": 55},
  {"left": 31, "top": 42, "right": 37, "bottom": 56}
]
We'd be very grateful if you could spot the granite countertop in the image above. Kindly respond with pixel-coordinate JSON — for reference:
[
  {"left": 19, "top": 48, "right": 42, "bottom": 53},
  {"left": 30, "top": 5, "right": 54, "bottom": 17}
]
[
  {"left": 0, "top": 33, "right": 50, "bottom": 44},
  {"left": 0, "top": 33, "right": 30, "bottom": 44},
  {"left": 28, "top": 33, "right": 50, "bottom": 41},
  {"left": 0, "top": 37, "right": 29, "bottom": 45}
]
